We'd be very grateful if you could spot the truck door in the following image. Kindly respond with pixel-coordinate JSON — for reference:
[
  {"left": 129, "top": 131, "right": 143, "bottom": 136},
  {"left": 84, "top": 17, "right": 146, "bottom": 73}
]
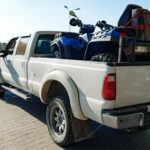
[
  {"left": 12, "top": 36, "right": 30, "bottom": 90},
  {"left": 0, "top": 37, "right": 19, "bottom": 86}
]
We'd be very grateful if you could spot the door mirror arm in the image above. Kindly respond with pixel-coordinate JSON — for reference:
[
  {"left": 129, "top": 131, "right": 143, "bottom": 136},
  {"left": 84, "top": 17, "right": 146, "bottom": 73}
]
[{"left": 0, "top": 49, "right": 8, "bottom": 57}]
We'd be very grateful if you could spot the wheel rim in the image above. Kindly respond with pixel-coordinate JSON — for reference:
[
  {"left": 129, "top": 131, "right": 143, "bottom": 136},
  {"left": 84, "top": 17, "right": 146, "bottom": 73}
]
[{"left": 50, "top": 105, "right": 66, "bottom": 136}]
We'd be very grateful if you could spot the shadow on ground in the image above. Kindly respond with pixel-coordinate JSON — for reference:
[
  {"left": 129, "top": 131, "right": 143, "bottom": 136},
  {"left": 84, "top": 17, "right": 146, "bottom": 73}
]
[
  {"left": 2, "top": 92, "right": 150, "bottom": 150},
  {"left": 3, "top": 92, "right": 47, "bottom": 124}
]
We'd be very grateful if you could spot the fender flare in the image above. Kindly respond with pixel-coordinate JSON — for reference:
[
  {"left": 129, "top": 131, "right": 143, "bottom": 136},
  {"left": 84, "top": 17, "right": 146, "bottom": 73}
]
[{"left": 39, "top": 70, "right": 87, "bottom": 120}]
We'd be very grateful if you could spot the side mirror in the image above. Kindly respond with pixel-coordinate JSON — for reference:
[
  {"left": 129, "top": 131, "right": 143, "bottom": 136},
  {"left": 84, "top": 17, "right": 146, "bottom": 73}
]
[
  {"left": 69, "top": 11, "right": 77, "bottom": 18},
  {"left": 0, "top": 50, "right": 6, "bottom": 57},
  {"left": 96, "top": 20, "right": 107, "bottom": 28},
  {"left": 70, "top": 18, "right": 82, "bottom": 27}
]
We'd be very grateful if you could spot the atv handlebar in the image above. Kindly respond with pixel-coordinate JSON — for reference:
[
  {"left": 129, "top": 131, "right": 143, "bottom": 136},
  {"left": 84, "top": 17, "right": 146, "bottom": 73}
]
[
  {"left": 96, "top": 20, "right": 114, "bottom": 31},
  {"left": 70, "top": 18, "right": 95, "bottom": 34},
  {"left": 70, "top": 18, "right": 114, "bottom": 34}
]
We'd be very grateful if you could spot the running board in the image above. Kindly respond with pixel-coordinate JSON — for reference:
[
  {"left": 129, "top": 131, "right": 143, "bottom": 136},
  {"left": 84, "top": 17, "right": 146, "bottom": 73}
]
[{"left": 1, "top": 85, "right": 31, "bottom": 101}]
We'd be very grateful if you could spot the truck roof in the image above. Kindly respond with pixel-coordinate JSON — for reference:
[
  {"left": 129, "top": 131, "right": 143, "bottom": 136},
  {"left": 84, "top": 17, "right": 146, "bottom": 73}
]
[{"left": 34, "top": 31, "right": 79, "bottom": 35}]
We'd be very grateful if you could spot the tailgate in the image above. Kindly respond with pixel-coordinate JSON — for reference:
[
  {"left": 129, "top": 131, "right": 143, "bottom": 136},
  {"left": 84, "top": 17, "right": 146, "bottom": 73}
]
[{"left": 116, "top": 64, "right": 150, "bottom": 108}]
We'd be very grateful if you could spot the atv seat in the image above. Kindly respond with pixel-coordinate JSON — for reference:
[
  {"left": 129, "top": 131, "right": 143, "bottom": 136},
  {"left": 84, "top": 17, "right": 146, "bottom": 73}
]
[{"left": 118, "top": 4, "right": 142, "bottom": 26}]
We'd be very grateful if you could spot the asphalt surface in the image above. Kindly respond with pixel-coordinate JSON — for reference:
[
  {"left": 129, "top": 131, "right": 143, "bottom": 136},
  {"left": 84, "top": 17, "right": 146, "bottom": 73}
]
[{"left": 0, "top": 92, "right": 150, "bottom": 150}]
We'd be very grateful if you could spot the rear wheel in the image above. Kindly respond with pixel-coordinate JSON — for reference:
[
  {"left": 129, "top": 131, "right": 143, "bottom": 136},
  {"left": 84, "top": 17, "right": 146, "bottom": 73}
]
[
  {"left": 91, "top": 52, "right": 117, "bottom": 62},
  {"left": 46, "top": 96, "right": 74, "bottom": 146}
]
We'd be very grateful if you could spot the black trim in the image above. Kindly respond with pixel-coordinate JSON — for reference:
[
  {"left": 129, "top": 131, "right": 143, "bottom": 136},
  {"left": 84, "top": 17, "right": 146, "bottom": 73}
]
[
  {"left": 107, "top": 62, "right": 150, "bottom": 67},
  {"left": 102, "top": 103, "right": 150, "bottom": 116},
  {"left": 21, "top": 35, "right": 31, "bottom": 38}
]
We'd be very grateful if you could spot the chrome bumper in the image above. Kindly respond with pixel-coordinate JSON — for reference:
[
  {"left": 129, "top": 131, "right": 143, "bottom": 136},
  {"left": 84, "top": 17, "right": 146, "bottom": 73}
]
[{"left": 102, "top": 112, "right": 144, "bottom": 129}]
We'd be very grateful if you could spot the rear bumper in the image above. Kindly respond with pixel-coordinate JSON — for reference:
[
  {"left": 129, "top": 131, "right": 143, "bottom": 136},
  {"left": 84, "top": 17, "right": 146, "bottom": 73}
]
[
  {"left": 102, "top": 104, "right": 150, "bottom": 129},
  {"left": 102, "top": 113, "right": 144, "bottom": 129}
]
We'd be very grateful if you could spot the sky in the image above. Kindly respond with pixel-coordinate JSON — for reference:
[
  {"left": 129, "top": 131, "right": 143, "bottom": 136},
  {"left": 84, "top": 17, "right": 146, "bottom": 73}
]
[{"left": 0, "top": 0, "right": 149, "bottom": 42}]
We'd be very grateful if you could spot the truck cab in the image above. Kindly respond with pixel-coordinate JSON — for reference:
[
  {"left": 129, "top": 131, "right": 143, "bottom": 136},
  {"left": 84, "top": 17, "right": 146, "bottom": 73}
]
[{"left": 1, "top": 32, "right": 60, "bottom": 90}]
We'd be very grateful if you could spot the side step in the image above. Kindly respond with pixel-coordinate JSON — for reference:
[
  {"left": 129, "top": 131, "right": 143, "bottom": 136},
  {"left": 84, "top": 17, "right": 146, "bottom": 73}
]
[{"left": 1, "top": 85, "right": 31, "bottom": 101}]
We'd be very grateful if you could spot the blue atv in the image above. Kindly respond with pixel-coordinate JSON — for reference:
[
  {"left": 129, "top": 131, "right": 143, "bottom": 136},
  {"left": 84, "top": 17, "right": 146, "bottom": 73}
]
[
  {"left": 84, "top": 20, "right": 136, "bottom": 62},
  {"left": 50, "top": 18, "right": 95, "bottom": 60}
]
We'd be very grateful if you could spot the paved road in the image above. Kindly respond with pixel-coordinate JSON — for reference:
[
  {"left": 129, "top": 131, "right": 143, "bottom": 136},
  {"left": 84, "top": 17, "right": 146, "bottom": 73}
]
[{"left": 0, "top": 92, "right": 150, "bottom": 150}]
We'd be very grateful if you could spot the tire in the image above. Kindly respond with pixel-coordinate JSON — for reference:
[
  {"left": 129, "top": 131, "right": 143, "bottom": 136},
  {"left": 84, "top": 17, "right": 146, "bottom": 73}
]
[
  {"left": 46, "top": 96, "right": 74, "bottom": 146},
  {"left": 91, "top": 52, "right": 117, "bottom": 62},
  {"left": 0, "top": 91, "right": 5, "bottom": 98}
]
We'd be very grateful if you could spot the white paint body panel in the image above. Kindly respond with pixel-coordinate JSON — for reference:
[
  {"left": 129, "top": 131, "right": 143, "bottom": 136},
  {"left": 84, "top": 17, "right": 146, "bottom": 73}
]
[
  {"left": 27, "top": 58, "right": 116, "bottom": 122},
  {"left": 116, "top": 66, "right": 150, "bottom": 107}
]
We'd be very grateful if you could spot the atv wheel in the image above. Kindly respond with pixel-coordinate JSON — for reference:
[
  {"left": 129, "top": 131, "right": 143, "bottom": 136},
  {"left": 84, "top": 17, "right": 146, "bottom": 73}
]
[
  {"left": 46, "top": 96, "right": 74, "bottom": 146},
  {"left": 91, "top": 52, "right": 117, "bottom": 62}
]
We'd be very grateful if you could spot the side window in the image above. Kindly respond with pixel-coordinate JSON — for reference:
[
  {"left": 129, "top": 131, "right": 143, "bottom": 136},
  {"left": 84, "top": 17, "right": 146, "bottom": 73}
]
[
  {"left": 34, "top": 34, "right": 55, "bottom": 57},
  {"left": 16, "top": 36, "right": 30, "bottom": 55}
]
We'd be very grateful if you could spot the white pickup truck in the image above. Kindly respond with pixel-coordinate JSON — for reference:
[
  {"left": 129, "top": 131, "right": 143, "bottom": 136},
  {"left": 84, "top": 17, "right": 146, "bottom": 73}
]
[{"left": 0, "top": 31, "right": 150, "bottom": 146}]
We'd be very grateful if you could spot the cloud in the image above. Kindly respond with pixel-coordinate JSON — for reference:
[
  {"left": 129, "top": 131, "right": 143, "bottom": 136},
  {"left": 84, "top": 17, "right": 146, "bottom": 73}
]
[{"left": 0, "top": 0, "right": 15, "bottom": 6}]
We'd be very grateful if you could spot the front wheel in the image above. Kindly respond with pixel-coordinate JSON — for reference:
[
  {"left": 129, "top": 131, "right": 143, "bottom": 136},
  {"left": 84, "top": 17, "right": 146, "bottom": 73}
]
[{"left": 46, "top": 96, "right": 74, "bottom": 146}]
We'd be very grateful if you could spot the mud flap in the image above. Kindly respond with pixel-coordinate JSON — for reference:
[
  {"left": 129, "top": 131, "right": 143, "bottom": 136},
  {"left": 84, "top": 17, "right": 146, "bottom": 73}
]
[{"left": 71, "top": 116, "right": 93, "bottom": 142}]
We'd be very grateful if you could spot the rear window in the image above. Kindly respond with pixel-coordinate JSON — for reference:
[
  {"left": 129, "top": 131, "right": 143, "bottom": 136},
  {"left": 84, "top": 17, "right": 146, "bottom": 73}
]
[{"left": 34, "top": 34, "right": 55, "bottom": 56}]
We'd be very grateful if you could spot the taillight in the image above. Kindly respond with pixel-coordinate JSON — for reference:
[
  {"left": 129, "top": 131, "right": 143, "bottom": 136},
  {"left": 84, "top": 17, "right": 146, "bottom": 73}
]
[{"left": 102, "top": 74, "right": 116, "bottom": 100}]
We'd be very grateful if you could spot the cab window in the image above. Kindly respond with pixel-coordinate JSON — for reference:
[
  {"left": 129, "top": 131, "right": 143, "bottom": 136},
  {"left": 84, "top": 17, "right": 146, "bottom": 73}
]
[
  {"left": 16, "top": 36, "right": 30, "bottom": 55},
  {"left": 34, "top": 34, "right": 55, "bottom": 57}
]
